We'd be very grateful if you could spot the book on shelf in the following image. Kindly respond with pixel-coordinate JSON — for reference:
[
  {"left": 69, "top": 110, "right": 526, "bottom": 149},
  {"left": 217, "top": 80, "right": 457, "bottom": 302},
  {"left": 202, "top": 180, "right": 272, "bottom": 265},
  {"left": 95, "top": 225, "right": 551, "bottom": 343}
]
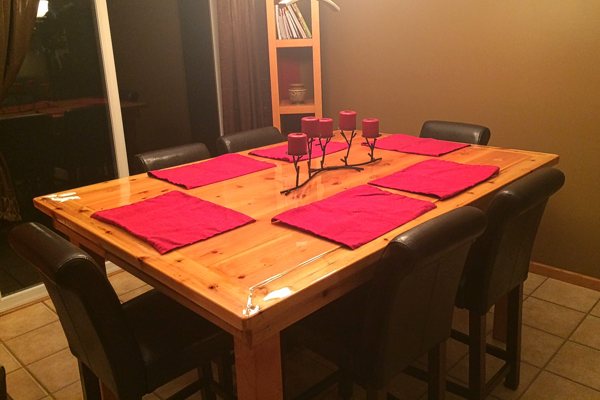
[
  {"left": 278, "top": 6, "right": 291, "bottom": 39},
  {"left": 286, "top": 5, "right": 306, "bottom": 39},
  {"left": 275, "top": 3, "right": 312, "bottom": 40},
  {"left": 284, "top": 6, "right": 300, "bottom": 38},
  {"left": 275, "top": 5, "right": 283, "bottom": 39},
  {"left": 291, "top": 3, "right": 312, "bottom": 38}
]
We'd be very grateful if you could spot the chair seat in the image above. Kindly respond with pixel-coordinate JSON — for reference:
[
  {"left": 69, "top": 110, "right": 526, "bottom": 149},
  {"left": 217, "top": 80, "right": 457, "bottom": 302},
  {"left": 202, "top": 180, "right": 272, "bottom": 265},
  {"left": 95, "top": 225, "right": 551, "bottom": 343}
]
[{"left": 123, "top": 289, "right": 232, "bottom": 390}]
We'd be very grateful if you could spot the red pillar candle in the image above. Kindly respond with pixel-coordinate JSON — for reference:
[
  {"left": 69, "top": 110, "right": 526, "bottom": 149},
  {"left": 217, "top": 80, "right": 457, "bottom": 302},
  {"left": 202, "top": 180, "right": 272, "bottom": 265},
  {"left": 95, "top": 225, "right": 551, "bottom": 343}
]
[
  {"left": 319, "top": 118, "right": 334, "bottom": 138},
  {"left": 362, "top": 118, "right": 380, "bottom": 138},
  {"left": 339, "top": 110, "right": 357, "bottom": 131},
  {"left": 287, "top": 133, "right": 308, "bottom": 156},
  {"left": 301, "top": 116, "right": 320, "bottom": 138}
]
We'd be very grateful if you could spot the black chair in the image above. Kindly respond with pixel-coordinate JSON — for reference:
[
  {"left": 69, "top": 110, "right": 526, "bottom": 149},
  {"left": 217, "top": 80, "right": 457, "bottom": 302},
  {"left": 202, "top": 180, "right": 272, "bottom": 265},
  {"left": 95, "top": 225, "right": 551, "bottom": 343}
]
[
  {"left": 284, "top": 207, "right": 487, "bottom": 400},
  {"left": 131, "top": 142, "right": 212, "bottom": 174},
  {"left": 8, "top": 222, "right": 233, "bottom": 400},
  {"left": 215, "top": 126, "right": 285, "bottom": 154},
  {"left": 450, "top": 168, "right": 565, "bottom": 400},
  {"left": 419, "top": 121, "right": 491, "bottom": 145}
]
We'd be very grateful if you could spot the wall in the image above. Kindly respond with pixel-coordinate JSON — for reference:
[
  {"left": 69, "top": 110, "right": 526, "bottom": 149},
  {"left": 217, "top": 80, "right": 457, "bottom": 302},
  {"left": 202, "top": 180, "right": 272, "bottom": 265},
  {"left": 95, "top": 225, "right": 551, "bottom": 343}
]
[{"left": 320, "top": 1, "right": 600, "bottom": 277}]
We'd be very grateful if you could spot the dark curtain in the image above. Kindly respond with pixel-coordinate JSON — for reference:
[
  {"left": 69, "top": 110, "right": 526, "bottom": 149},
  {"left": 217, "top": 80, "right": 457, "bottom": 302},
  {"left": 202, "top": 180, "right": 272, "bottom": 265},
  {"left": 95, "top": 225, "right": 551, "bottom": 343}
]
[
  {"left": 0, "top": 0, "right": 39, "bottom": 221},
  {"left": 0, "top": 0, "right": 39, "bottom": 101},
  {"left": 216, "top": 0, "right": 272, "bottom": 134}
]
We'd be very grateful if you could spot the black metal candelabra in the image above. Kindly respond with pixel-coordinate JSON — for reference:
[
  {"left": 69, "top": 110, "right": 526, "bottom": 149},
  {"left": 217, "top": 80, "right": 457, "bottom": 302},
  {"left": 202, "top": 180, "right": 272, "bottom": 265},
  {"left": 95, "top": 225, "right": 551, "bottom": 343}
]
[{"left": 280, "top": 132, "right": 382, "bottom": 196}]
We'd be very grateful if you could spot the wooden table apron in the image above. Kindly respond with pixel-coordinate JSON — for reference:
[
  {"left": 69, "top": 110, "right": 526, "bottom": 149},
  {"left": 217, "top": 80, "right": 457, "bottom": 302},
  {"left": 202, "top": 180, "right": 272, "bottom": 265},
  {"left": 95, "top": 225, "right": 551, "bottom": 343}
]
[{"left": 33, "top": 135, "right": 558, "bottom": 400}]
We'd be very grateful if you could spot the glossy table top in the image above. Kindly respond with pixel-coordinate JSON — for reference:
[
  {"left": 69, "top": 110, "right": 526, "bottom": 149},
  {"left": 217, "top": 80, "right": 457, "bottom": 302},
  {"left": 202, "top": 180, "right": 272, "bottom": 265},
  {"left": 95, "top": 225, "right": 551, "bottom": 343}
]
[{"left": 34, "top": 133, "right": 558, "bottom": 345}]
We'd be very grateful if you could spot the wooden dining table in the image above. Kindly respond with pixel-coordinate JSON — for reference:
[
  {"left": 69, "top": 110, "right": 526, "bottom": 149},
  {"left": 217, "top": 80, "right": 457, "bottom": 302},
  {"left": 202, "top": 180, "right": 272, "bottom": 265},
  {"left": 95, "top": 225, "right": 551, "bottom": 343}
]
[{"left": 33, "top": 133, "right": 558, "bottom": 399}]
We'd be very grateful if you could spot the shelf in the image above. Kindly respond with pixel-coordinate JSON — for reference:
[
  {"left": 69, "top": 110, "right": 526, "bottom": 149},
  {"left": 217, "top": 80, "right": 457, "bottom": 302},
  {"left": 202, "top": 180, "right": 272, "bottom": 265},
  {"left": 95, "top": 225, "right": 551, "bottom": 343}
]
[
  {"left": 267, "top": 0, "right": 321, "bottom": 130},
  {"left": 279, "top": 99, "right": 316, "bottom": 114},
  {"left": 276, "top": 39, "right": 313, "bottom": 48}
]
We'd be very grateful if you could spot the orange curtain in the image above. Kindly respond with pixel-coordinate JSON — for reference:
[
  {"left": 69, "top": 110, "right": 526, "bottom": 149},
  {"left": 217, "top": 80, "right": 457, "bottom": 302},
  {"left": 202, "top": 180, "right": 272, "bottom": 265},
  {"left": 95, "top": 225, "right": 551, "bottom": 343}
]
[{"left": 216, "top": 0, "right": 272, "bottom": 134}]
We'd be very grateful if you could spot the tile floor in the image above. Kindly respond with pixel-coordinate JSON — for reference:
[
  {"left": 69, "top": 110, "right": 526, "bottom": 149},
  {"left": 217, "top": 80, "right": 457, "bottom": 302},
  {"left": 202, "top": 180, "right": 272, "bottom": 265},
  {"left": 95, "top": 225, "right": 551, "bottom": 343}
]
[{"left": 1, "top": 271, "right": 600, "bottom": 399}]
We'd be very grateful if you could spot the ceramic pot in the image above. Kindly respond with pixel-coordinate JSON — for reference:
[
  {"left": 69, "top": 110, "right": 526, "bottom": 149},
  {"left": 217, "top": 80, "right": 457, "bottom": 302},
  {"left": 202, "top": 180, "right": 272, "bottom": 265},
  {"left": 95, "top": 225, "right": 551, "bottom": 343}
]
[{"left": 288, "top": 83, "right": 307, "bottom": 104}]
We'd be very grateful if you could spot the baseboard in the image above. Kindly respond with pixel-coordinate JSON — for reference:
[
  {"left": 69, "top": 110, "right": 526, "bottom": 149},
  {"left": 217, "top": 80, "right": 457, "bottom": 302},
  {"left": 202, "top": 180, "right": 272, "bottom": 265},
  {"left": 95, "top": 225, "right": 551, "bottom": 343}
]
[
  {"left": 0, "top": 261, "right": 122, "bottom": 315},
  {"left": 530, "top": 261, "right": 600, "bottom": 292}
]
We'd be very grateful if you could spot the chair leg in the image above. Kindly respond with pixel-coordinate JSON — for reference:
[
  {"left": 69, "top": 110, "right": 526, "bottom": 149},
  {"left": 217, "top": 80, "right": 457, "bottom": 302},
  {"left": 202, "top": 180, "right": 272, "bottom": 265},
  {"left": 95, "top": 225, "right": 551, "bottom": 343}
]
[
  {"left": 504, "top": 284, "right": 523, "bottom": 390},
  {"left": 78, "top": 361, "right": 101, "bottom": 400},
  {"left": 468, "top": 312, "right": 486, "bottom": 400},
  {"left": 427, "top": 342, "right": 446, "bottom": 400}
]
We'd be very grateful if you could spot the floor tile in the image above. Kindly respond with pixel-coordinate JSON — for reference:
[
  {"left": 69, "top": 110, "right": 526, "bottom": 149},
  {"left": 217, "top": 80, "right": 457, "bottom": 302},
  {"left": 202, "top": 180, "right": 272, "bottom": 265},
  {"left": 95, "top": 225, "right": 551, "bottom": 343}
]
[
  {"left": 108, "top": 270, "right": 147, "bottom": 296},
  {"left": 523, "top": 273, "right": 547, "bottom": 295},
  {"left": 452, "top": 307, "right": 494, "bottom": 335},
  {"left": 546, "top": 341, "right": 600, "bottom": 391},
  {"left": 523, "top": 297, "right": 585, "bottom": 338},
  {"left": 153, "top": 369, "right": 198, "bottom": 398},
  {"left": 43, "top": 299, "right": 56, "bottom": 313},
  {"left": 446, "top": 338, "right": 470, "bottom": 368},
  {"left": 520, "top": 325, "right": 564, "bottom": 368},
  {"left": 590, "top": 300, "right": 600, "bottom": 318},
  {"left": 52, "top": 381, "right": 83, "bottom": 400},
  {"left": 530, "top": 278, "right": 600, "bottom": 312},
  {"left": 571, "top": 315, "right": 600, "bottom": 351},
  {"left": 491, "top": 362, "right": 540, "bottom": 400},
  {"left": 5, "top": 321, "right": 68, "bottom": 365},
  {"left": 0, "top": 303, "right": 57, "bottom": 341},
  {"left": 0, "top": 343, "right": 20, "bottom": 373},
  {"left": 448, "top": 352, "right": 504, "bottom": 384},
  {"left": 118, "top": 284, "right": 153, "bottom": 303},
  {"left": 388, "top": 373, "right": 427, "bottom": 400},
  {"left": 6, "top": 368, "right": 48, "bottom": 400},
  {"left": 520, "top": 371, "right": 600, "bottom": 400},
  {"left": 284, "top": 347, "right": 337, "bottom": 399},
  {"left": 27, "top": 349, "right": 79, "bottom": 393}
]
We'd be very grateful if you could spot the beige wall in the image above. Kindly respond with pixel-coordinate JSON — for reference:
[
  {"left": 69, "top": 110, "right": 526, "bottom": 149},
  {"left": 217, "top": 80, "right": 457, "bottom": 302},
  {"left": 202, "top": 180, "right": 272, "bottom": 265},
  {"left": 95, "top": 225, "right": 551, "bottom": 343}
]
[{"left": 320, "top": 1, "right": 600, "bottom": 277}]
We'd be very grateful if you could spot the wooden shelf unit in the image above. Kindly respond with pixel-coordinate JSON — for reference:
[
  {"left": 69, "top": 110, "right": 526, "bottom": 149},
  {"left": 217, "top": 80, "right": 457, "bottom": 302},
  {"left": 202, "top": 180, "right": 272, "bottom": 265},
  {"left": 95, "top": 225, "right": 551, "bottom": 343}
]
[{"left": 266, "top": 0, "right": 322, "bottom": 133}]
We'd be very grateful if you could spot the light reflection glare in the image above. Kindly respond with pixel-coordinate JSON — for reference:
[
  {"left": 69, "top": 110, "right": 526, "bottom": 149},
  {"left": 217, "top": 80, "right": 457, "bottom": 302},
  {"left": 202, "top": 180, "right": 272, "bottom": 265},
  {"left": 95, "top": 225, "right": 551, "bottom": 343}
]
[
  {"left": 37, "top": 0, "right": 49, "bottom": 18},
  {"left": 263, "top": 287, "right": 293, "bottom": 302}
]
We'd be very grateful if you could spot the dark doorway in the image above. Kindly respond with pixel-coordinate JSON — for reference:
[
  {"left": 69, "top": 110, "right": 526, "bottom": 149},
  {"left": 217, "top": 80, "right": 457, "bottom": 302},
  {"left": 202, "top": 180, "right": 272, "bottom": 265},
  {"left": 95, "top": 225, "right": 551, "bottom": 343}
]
[{"left": 106, "top": 0, "right": 221, "bottom": 162}]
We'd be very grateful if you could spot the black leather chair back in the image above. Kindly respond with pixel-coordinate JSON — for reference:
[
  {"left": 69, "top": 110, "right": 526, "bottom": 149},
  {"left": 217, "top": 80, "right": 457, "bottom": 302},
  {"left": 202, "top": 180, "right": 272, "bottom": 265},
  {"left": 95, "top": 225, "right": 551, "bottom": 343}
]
[
  {"left": 215, "top": 126, "right": 284, "bottom": 154},
  {"left": 457, "top": 168, "right": 565, "bottom": 314},
  {"left": 131, "top": 142, "right": 211, "bottom": 174},
  {"left": 8, "top": 223, "right": 146, "bottom": 398},
  {"left": 420, "top": 120, "right": 491, "bottom": 145},
  {"left": 360, "top": 207, "right": 486, "bottom": 386}
]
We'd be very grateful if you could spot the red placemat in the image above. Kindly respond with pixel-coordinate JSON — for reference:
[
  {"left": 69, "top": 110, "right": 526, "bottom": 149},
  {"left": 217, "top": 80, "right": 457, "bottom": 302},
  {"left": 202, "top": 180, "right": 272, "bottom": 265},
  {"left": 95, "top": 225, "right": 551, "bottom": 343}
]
[
  {"left": 250, "top": 141, "right": 347, "bottom": 162},
  {"left": 272, "top": 185, "right": 435, "bottom": 249},
  {"left": 148, "top": 153, "right": 275, "bottom": 189},
  {"left": 369, "top": 159, "right": 499, "bottom": 199},
  {"left": 372, "top": 133, "right": 469, "bottom": 156},
  {"left": 92, "top": 191, "right": 254, "bottom": 254}
]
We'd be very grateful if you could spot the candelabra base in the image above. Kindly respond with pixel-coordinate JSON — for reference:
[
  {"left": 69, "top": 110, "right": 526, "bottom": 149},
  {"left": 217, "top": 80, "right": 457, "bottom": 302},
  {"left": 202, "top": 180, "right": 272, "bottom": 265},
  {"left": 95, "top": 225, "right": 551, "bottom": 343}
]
[{"left": 280, "top": 133, "right": 382, "bottom": 196}]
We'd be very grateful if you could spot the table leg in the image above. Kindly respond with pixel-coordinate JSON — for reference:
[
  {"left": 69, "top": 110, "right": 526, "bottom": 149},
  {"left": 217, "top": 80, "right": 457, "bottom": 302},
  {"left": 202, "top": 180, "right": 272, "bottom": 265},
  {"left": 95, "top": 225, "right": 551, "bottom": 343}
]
[{"left": 234, "top": 334, "right": 284, "bottom": 400}]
